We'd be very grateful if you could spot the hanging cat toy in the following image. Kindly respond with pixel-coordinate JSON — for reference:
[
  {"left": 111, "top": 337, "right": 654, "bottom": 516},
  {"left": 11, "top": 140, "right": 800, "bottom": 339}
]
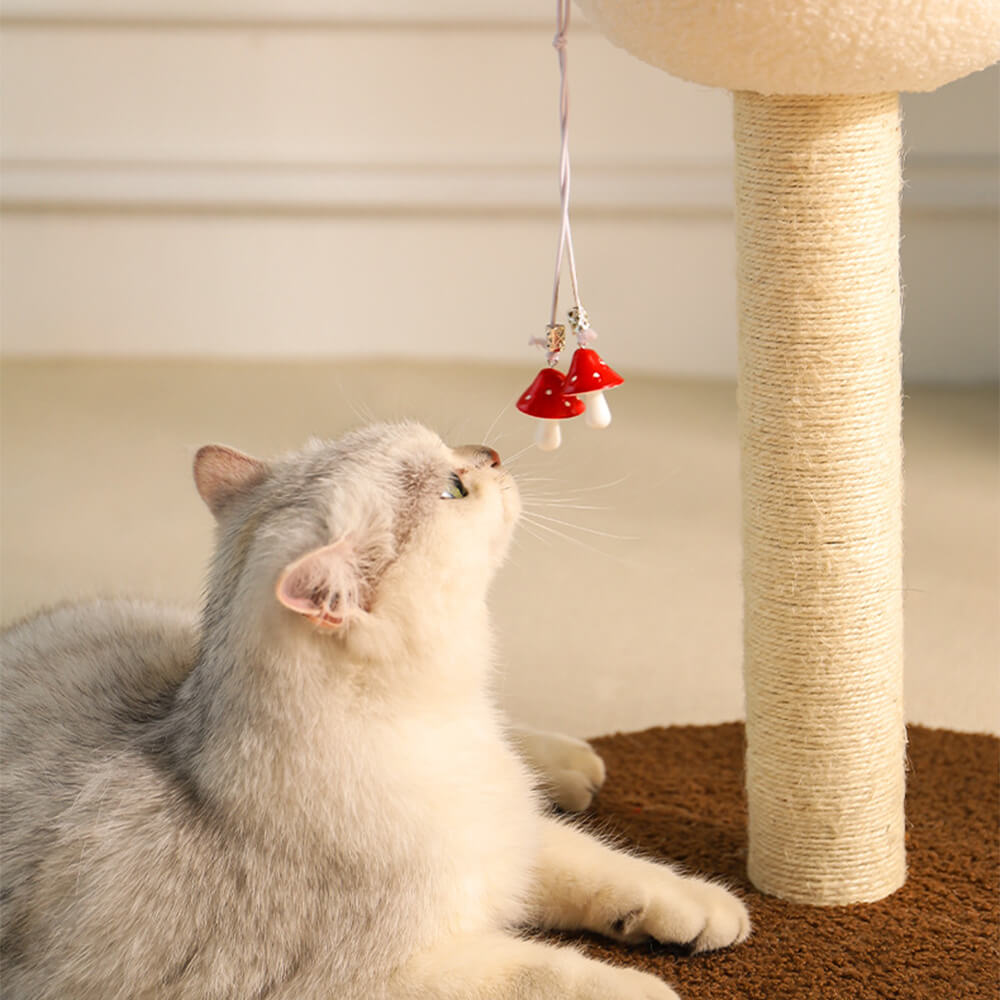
[{"left": 516, "top": 0, "right": 624, "bottom": 452}]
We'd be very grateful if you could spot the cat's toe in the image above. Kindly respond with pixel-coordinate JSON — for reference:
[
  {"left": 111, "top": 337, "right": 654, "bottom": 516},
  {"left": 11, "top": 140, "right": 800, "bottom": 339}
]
[
  {"left": 565, "top": 737, "right": 607, "bottom": 791},
  {"left": 637, "top": 875, "right": 750, "bottom": 953},
  {"left": 541, "top": 734, "right": 607, "bottom": 811},
  {"left": 511, "top": 727, "right": 607, "bottom": 812},
  {"left": 551, "top": 768, "right": 601, "bottom": 812},
  {"left": 689, "top": 882, "right": 751, "bottom": 953},
  {"left": 553, "top": 739, "right": 606, "bottom": 811}
]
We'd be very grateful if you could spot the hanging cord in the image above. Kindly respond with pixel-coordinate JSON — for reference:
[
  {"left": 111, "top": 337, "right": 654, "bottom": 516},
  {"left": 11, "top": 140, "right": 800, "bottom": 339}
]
[
  {"left": 530, "top": 0, "right": 594, "bottom": 366},
  {"left": 549, "top": 0, "right": 581, "bottom": 329}
]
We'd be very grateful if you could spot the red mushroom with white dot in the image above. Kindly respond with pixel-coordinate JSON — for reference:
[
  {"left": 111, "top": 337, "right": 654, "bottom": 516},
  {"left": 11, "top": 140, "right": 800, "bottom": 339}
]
[
  {"left": 561, "top": 348, "right": 624, "bottom": 429},
  {"left": 516, "top": 367, "right": 585, "bottom": 450}
]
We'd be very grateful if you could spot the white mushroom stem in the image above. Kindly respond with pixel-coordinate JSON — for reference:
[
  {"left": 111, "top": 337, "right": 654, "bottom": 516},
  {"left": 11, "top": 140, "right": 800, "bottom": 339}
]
[
  {"left": 581, "top": 390, "right": 612, "bottom": 429},
  {"left": 534, "top": 420, "right": 562, "bottom": 451}
]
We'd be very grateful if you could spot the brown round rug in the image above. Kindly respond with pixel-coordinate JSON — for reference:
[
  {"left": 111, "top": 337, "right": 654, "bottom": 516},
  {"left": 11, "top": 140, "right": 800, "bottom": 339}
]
[{"left": 549, "top": 723, "right": 999, "bottom": 1000}]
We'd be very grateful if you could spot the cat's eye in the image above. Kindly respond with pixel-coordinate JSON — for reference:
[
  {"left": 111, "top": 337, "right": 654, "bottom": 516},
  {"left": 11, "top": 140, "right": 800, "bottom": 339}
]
[{"left": 440, "top": 473, "right": 468, "bottom": 500}]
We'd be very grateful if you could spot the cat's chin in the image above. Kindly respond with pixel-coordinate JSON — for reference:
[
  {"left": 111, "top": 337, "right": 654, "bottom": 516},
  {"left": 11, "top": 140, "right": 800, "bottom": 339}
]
[{"left": 497, "top": 470, "right": 522, "bottom": 524}]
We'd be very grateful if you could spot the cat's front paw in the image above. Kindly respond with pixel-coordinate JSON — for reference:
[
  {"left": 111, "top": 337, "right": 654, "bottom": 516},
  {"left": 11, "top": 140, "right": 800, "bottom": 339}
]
[
  {"left": 607, "top": 871, "right": 751, "bottom": 955},
  {"left": 510, "top": 726, "right": 606, "bottom": 812},
  {"left": 687, "top": 879, "right": 752, "bottom": 953}
]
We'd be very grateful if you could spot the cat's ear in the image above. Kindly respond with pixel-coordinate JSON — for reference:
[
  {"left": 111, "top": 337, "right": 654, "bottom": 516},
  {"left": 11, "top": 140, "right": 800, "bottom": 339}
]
[
  {"left": 276, "top": 538, "right": 364, "bottom": 630},
  {"left": 194, "top": 445, "right": 270, "bottom": 517}
]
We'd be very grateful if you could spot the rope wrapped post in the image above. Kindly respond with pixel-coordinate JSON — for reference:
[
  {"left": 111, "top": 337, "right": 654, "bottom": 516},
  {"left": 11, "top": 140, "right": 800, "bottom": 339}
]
[
  {"left": 735, "top": 92, "right": 905, "bottom": 903},
  {"left": 575, "top": 0, "right": 999, "bottom": 905}
]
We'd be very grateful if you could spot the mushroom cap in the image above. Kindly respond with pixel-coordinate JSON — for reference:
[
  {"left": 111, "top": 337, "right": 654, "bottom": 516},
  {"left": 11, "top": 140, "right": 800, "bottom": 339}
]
[
  {"left": 516, "top": 367, "right": 587, "bottom": 419},
  {"left": 576, "top": 0, "right": 1000, "bottom": 95},
  {"left": 562, "top": 348, "right": 625, "bottom": 397}
]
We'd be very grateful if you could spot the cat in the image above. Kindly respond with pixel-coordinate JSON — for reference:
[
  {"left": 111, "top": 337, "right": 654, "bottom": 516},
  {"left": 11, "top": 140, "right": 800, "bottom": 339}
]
[{"left": 0, "top": 422, "right": 749, "bottom": 1000}]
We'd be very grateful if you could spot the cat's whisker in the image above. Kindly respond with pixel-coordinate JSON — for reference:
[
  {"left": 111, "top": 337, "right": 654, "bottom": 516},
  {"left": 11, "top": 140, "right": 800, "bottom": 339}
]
[
  {"left": 519, "top": 488, "right": 615, "bottom": 515},
  {"left": 442, "top": 417, "right": 469, "bottom": 443},
  {"left": 563, "top": 474, "right": 632, "bottom": 494},
  {"left": 515, "top": 519, "right": 557, "bottom": 548},
  {"left": 512, "top": 474, "right": 632, "bottom": 498},
  {"left": 342, "top": 392, "right": 377, "bottom": 428},
  {"left": 505, "top": 478, "right": 564, "bottom": 495},
  {"left": 482, "top": 400, "right": 513, "bottom": 448},
  {"left": 520, "top": 499, "right": 610, "bottom": 512},
  {"left": 501, "top": 442, "right": 538, "bottom": 467},
  {"left": 507, "top": 474, "right": 560, "bottom": 484},
  {"left": 516, "top": 514, "right": 624, "bottom": 561},
  {"left": 520, "top": 511, "right": 638, "bottom": 542}
]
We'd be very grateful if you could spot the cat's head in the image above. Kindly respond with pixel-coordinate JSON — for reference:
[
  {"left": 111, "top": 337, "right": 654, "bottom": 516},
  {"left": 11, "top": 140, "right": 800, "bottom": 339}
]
[{"left": 193, "top": 422, "right": 520, "bottom": 646}]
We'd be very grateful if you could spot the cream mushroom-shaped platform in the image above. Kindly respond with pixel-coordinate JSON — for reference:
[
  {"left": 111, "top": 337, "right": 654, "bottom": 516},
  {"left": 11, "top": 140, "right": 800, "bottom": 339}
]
[{"left": 576, "top": 0, "right": 1000, "bottom": 905}]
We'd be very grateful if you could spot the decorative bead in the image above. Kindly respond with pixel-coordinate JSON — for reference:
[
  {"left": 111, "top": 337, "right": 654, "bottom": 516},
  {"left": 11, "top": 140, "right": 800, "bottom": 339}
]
[
  {"left": 544, "top": 323, "right": 567, "bottom": 354},
  {"left": 567, "top": 305, "right": 590, "bottom": 333}
]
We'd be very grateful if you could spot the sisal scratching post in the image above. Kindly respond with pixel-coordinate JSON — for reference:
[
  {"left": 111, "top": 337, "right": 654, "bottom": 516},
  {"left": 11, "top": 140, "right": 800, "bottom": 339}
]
[
  {"left": 577, "top": 0, "right": 999, "bottom": 904},
  {"left": 736, "top": 92, "right": 905, "bottom": 902}
]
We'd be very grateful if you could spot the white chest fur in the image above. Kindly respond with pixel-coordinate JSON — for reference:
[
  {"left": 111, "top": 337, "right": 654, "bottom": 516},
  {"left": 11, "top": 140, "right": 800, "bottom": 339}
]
[{"left": 315, "top": 702, "right": 543, "bottom": 946}]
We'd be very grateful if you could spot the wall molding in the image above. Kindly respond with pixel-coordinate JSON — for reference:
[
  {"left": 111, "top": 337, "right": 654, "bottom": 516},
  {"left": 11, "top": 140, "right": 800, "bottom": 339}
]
[
  {"left": 0, "top": 159, "right": 734, "bottom": 213},
  {"left": 2, "top": 157, "right": 995, "bottom": 215}
]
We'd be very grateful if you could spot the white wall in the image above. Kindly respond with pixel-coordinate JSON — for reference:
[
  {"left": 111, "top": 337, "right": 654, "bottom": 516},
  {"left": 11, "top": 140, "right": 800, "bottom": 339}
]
[{"left": 1, "top": 2, "right": 997, "bottom": 380}]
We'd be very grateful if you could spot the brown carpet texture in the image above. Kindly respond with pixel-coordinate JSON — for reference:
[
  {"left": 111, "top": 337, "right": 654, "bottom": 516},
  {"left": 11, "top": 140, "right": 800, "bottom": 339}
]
[{"left": 552, "top": 724, "right": 999, "bottom": 1000}]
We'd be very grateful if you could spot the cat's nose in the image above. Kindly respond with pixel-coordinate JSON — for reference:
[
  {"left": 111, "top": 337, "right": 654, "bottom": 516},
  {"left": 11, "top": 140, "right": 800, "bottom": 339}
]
[{"left": 454, "top": 445, "right": 502, "bottom": 468}]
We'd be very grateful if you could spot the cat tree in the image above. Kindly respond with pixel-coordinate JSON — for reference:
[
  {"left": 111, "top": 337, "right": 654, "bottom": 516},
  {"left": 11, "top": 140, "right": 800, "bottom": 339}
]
[{"left": 575, "top": 0, "right": 1000, "bottom": 904}]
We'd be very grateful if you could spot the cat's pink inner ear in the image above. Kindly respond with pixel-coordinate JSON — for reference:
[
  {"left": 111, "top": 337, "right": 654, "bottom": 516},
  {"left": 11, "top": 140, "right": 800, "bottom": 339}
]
[
  {"left": 276, "top": 539, "right": 360, "bottom": 630},
  {"left": 193, "top": 445, "right": 269, "bottom": 517}
]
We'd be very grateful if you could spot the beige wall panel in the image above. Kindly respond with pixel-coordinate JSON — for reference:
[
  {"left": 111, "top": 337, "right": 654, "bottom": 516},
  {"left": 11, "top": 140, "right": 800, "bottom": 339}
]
[
  {"left": 1, "top": 0, "right": 551, "bottom": 22},
  {"left": 900, "top": 214, "right": 999, "bottom": 381},
  {"left": 1, "top": 24, "right": 732, "bottom": 164},
  {"left": 1, "top": 20, "right": 995, "bottom": 380},
  {"left": 4, "top": 206, "right": 994, "bottom": 379},
  {"left": 0, "top": 211, "right": 739, "bottom": 374}
]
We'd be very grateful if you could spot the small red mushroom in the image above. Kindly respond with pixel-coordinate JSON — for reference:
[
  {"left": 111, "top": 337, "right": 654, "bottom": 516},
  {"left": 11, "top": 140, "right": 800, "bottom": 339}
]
[
  {"left": 516, "top": 367, "right": 585, "bottom": 451},
  {"left": 562, "top": 348, "right": 624, "bottom": 428}
]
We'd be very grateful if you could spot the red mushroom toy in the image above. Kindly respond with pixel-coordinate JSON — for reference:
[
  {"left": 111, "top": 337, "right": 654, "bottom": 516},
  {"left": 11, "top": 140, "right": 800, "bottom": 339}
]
[
  {"left": 516, "top": 367, "right": 585, "bottom": 450},
  {"left": 562, "top": 348, "right": 624, "bottom": 428}
]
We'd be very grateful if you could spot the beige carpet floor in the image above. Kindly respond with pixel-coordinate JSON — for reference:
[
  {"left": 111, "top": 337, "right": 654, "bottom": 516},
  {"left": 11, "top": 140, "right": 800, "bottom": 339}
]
[{"left": 1, "top": 359, "right": 997, "bottom": 736}]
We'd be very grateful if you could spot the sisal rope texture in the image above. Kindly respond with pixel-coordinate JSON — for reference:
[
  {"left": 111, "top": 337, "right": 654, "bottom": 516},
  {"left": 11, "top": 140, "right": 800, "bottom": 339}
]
[{"left": 734, "top": 91, "right": 907, "bottom": 905}]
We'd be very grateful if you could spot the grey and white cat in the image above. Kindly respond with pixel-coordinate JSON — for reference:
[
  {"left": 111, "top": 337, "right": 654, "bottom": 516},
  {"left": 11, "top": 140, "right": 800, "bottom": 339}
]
[{"left": 1, "top": 422, "right": 749, "bottom": 1000}]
